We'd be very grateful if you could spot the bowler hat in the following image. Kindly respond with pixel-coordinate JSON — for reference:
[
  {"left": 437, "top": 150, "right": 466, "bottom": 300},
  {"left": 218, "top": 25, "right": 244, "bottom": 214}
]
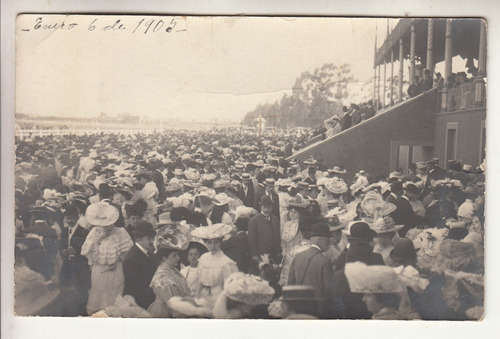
[
  {"left": 260, "top": 195, "right": 273, "bottom": 206},
  {"left": 133, "top": 221, "right": 156, "bottom": 238},
  {"left": 310, "top": 223, "right": 332, "bottom": 238},
  {"left": 389, "top": 238, "right": 417, "bottom": 262},
  {"left": 346, "top": 221, "right": 376, "bottom": 240}
]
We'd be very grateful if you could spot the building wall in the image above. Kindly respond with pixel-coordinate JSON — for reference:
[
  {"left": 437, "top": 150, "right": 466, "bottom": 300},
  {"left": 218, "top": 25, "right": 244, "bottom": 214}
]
[
  {"left": 289, "top": 90, "right": 437, "bottom": 182},
  {"left": 433, "top": 108, "right": 486, "bottom": 168}
]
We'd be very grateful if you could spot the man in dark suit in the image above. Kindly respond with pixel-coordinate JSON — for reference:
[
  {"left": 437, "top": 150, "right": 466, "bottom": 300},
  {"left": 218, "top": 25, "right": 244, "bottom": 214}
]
[
  {"left": 221, "top": 217, "right": 250, "bottom": 272},
  {"left": 257, "top": 178, "right": 280, "bottom": 221},
  {"left": 248, "top": 195, "right": 281, "bottom": 274},
  {"left": 123, "top": 221, "right": 157, "bottom": 310},
  {"left": 391, "top": 187, "right": 417, "bottom": 237},
  {"left": 425, "top": 158, "right": 447, "bottom": 187},
  {"left": 288, "top": 223, "right": 333, "bottom": 318},
  {"left": 386, "top": 181, "right": 403, "bottom": 205},
  {"left": 240, "top": 173, "right": 255, "bottom": 208},
  {"left": 59, "top": 204, "right": 91, "bottom": 316},
  {"left": 332, "top": 222, "right": 385, "bottom": 319}
]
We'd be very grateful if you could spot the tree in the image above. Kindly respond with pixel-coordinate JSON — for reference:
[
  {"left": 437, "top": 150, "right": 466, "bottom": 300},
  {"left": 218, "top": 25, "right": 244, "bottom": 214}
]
[{"left": 243, "top": 63, "right": 354, "bottom": 128}]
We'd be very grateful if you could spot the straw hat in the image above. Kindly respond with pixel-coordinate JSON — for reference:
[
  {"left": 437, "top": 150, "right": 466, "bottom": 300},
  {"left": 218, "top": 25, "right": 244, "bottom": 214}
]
[
  {"left": 85, "top": 200, "right": 119, "bottom": 227},
  {"left": 191, "top": 223, "right": 233, "bottom": 240},
  {"left": 223, "top": 272, "right": 275, "bottom": 306},
  {"left": 325, "top": 178, "right": 348, "bottom": 194},
  {"left": 345, "top": 262, "right": 404, "bottom": 294},
  {"left": 330, "top": 165, "right": 347, "bottom": 175},
  {"left": 361, "top": 191, "right": 397, "bottom": 219},
  {"left": 213, "top": 193, "right": 233, "bottom": 206}
]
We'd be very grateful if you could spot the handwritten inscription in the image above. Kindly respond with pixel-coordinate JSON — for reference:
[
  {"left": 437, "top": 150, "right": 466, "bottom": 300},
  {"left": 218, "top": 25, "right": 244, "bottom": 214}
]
[{"left": 23, "top": 16, "right": 186, "bottom": 35}]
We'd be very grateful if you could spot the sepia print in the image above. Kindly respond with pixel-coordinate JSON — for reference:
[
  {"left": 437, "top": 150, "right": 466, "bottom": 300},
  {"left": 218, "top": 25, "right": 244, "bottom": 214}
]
[{"left": 14, "top": 15, "right": 485, "bottom": 320}]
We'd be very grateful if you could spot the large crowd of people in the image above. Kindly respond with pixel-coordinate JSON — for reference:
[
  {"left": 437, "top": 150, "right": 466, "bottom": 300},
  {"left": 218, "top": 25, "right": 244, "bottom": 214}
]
[{"left": 14, "top": 127, "right": 484, "bottom": 320}]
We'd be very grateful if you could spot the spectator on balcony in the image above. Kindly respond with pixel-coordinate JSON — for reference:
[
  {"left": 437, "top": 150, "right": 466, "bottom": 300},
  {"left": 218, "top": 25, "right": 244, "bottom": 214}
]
[
  {"left": 435, "top": 73, "right": 444, "bottom": 91},
  {"left": 351, "top": 105, "right": 362, "bottom": 126},
  {"left": 408, "top": 77, "right": 423, "bottom": 98},
  {"left": 341, "top": 106, "right": 352, "bottom": 131},
  {"left": 422, "top": 70, "right": 433, "bottom": 92},
  {"left": 325, "top": 116, "right": 342, "bottom": 139},
  {"left": 363, "top": 101, "right": 376, "bottom": 120}
]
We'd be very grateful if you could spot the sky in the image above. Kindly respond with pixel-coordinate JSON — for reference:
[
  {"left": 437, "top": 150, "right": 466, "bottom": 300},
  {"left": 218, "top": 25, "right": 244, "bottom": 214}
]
[{"left": 16, "top": 16, "right": 401, "bottom": 122}]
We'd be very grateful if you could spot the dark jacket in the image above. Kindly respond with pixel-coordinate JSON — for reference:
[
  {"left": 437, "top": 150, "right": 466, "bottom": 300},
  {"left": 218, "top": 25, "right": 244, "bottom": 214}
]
[
  {"left": 123, "top": 244, "right": 157, "bottom": 310},
  {"left": 247, "top": 213, "right": 281, "bottom": 264},
  {"left": 391, "top": 195, "right": 417, "bottom": 237},
  {"left": 288, "top": 246, "right": 333, "bottom": 301},
  {"left": 59, "top": 225, "right": 90, "bottom": 289},
  {"left": 332, "top": 243, "right": 385, "bottom": 319},
  {"left": 221, "top": 231, "right": 250, "bottom": 273}
]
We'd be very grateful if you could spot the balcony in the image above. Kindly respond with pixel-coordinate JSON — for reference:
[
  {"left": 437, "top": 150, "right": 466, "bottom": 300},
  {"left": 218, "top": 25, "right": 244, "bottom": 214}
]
[{"left": 440, "top": 79, "right": 486, "bottom": 113}]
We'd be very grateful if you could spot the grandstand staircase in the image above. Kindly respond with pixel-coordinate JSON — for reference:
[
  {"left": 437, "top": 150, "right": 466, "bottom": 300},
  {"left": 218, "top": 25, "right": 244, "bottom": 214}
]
[{"left": 287, "top": 88, "right": 438, "bottom": 181}]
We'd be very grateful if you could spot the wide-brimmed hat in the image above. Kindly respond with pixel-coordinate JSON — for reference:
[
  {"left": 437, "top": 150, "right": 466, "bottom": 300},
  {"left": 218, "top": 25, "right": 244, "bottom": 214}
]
[
  {"left": 325, "top": 178, "right": 348, "bottom": 194},
  {"left": 213, "top": 193, "right": 233, "bottom": 206},
  {"left": 365, "top": 216, "right": 404, "bottom": 234},
  {"left": 191, "top": 223, "right": 233, "bottom": 240},
  {"left": 224, "top": 272, "right": 275, "bottom": 306},
  {"left": 133, "top": 221, "right": 157, "bottom": 238},
  {"left": 287, "top": 195, "right": 309, "bottom": 209},
  {"left": 166, "top": 183, "right": 183, "bottom": 192},
  {"left": 303, "top": 156, "right": 317, "bottom": 166},
  {"left": 330, "top": 166, "right": 347, "bottom": 175},
  {"left": 343, "top": 221, "right": 376, "bottom": 240},
  {"left": 155, "top": 223, "right": 191, "bottom": 252},
  {"left": 390, "top": 238, "right": 417, "bottom": 263},
  {"left": 361, "top": 191, "right": 397, "bottom": 219},
  {"left": 85, "top": 200, "right": 119, "bottom": 227},
  {"left": 310, "top": 223, "right": 332, "bottom": 238},
  {"left": 345, "top": 262, "right": 404, "bottom": 294}
]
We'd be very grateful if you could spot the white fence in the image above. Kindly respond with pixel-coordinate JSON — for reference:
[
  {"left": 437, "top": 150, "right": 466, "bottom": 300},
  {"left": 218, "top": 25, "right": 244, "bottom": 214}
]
[{"left": 15, "top": 128, "right": 159, "bottom": 139}]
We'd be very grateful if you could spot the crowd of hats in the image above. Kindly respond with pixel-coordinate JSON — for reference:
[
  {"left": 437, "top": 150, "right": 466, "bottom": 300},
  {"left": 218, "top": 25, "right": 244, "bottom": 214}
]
[{"left": 13, "top": 128, "right": 485, "bottom": 319}]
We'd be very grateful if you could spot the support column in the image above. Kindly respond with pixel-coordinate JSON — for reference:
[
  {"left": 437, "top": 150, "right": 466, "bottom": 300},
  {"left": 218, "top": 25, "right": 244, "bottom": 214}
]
[
  {"left": 410, "top": 20, "right": 416, "bottom": 85},
  {"left": 426, "top": 19, "right": 434, "bottom": 76},
  {"left": 373, "top": 66, "right": 377, "bottom": 104},
  {"left": 444, "top": 19, "right": 453, "bottom": 84},
  {"left": 390, "top": 48, "right": 394, "bottom": 106},
  {"left": 399, "top": 38, "right": 404, "bottom": 101},
  {"left": 383, "top": 60, "right": 387, "bottom": 107},
  {"left": 475, "top": 19, "right": 487, "bottom": 107},
  {"left": 377, "top": 65, "right": 381, "bottom": 109},
  {"left": 442, "top": 19, "right": 453, "bottom": 112}
]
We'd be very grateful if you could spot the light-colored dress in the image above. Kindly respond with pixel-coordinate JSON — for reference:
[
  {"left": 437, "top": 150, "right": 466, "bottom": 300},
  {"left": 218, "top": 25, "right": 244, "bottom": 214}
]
[
  {"left": 148, "top": 263, "right": 191, "bottom": 318},
  {"left": 279, "top": 219, "right": 302, "bottom": 285},
  {"left": 196, "top": 251, "right": 238, "bottom": 306},
  {"left": 81, "top": 227, "right": 133, "bottom": 315},
  {"left": 181, "top": 265, "right": 200, "bottom": 293}
]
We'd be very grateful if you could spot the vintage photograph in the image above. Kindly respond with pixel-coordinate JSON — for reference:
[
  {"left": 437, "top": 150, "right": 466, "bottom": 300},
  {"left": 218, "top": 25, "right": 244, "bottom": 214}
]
[{"left": 13, "top": 15, "right": 485, "bottom": 320}]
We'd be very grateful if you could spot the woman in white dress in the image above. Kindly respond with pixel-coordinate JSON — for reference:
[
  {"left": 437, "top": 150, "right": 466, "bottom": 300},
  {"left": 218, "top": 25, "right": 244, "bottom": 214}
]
[
  {"left": 191, "top": 224, "right": 239, "bottom": 307},
  {"left": 81, "top": 201, "right": 133, "bottom": 315}
]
